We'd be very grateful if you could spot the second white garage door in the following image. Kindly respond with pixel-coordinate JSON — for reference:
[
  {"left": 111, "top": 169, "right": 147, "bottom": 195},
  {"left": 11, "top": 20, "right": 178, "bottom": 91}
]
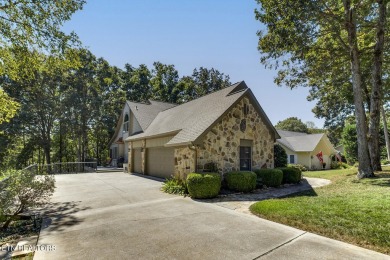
[
  {"left": 133, "top": 148, "right": 142, "bottom": 173},
  {"left": 146, "top": 147, "right": 175, "bottom": 179}
]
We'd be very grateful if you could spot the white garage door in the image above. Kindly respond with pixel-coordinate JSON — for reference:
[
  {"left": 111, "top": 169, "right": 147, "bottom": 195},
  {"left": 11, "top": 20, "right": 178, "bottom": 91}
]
[
  {"left": 146, "top": 147, "right": 175, "bottom": 179},
  {"left": 133, "top": 148, "right": 142, "bottom": 173}
]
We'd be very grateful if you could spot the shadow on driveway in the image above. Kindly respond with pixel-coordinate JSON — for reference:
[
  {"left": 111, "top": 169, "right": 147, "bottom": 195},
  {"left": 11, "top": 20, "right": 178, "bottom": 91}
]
[{"left": 40, "top": 201, "right": 91, "bottom": 233}]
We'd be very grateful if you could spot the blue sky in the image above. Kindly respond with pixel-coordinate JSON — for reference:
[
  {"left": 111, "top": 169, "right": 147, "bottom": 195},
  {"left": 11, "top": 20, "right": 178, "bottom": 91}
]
[{"left": 63, "top": 0, "right": 324, "bottom": 127}]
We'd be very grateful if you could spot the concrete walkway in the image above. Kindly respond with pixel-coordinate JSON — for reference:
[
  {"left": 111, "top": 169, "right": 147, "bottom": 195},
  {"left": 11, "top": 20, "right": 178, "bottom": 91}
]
[
  {"left": 207, "top": 177, "right": 331, "bottom": 214},
  {"left": 34, "top": 172, "right": 389, "bottom": 260}
]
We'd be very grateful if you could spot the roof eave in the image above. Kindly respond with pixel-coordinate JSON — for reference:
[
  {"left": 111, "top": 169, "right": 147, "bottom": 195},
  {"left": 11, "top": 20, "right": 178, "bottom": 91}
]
[
  {"left": 164, "top": 141, "right": 193, "bottom": 147},
  {"left": 245, "top": 89, "right": 280, "bottom": 140},
  {"left": 126, "top": 130, "right": 181, "bottom": 142},
  {"left": 108, "top": 103, "right": 128, "bottom": 148}
]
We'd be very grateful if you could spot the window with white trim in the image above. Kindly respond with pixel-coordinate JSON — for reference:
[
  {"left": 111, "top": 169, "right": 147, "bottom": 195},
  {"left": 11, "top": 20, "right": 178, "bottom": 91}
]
[
  {"left": 289, "top": 154, "right": 295, "bottom": 164},
  {"left": 123, "top": 114, "right": 129, "bottom": 132}
]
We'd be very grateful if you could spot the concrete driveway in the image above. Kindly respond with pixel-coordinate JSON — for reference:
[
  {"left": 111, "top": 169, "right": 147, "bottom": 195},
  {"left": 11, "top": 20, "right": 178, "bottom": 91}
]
[{"left": 34, "top": 172, "right": 389, "bottom": 260}]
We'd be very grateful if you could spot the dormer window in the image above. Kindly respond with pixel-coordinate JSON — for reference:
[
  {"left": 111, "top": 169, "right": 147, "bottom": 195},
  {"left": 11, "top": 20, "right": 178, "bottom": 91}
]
[{"left": 123, "top": 114, "right": 129, "bottom": 132}]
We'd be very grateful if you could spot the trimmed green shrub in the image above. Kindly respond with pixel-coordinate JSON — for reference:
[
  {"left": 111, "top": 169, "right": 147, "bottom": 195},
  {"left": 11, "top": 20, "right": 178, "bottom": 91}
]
[
  {"left": 287, "top": 163, "right": 307, "bottom": 172},
  {"left": 161, "top": 178, "right": 188, "bottom": 196},
  {"left": 225, "top": 171, "right": 256, "bottom": 192},
  {"left": 186, "top": 173, "right": 221, "bottom": 199},
  {"left": 279, "top": 167, "right": 302, "bottom": 184},
  {"left": 254, "top": 169, "right": 283, "bottom": 187}
]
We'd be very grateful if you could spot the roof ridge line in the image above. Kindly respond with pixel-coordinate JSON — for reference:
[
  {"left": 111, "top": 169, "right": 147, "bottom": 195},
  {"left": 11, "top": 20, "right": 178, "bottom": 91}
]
[
  {"left": 148, "top": 99, "right": 177, "bottom": 105},
  {"left": 127, "top": 100, "right": 151, "bottom": 105}
]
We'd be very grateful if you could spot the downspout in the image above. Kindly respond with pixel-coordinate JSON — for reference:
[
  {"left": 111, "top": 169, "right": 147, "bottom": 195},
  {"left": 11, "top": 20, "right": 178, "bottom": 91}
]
[{"left": 189, "top": 142, "right": 197, "bottom": 173}]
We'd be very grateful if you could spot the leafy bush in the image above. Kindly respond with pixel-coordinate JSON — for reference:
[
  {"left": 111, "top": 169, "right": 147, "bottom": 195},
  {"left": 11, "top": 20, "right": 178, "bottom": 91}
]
[
  {"left": 254, "top": 169, "right": 283, "bottom": 187},
  {"left": 161, "top": 177, "right": 188, "bottom": 196},
  {"left": 225, "top": 171, "right": 256, "bottom": 192},
  {"left": 287, "top": 164, "right": 307, "bottom": 172},
  {"left": 274, "top": 144, "right": 287, "bottom": 167},
  {"left": 0, "top": 169, "right": 55, "bottom": 229},
  {"left": 342, "top": 124, "right": 358, "bottom": 165},
  {"left": 186, "top": 173, "right": 221, "bottom": 199},
  {"left": 331, "top": 162, "right": 351, "bottom": 169},
  {"left": 381, "top": 160, "right": 390, "bottom": 165},
  {"left": 279, "top": 167, "right": 302, "bottom": 184}
]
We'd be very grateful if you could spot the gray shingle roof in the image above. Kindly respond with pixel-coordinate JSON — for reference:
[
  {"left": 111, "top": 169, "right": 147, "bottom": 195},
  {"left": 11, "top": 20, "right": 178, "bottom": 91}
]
[
  {"left": 126, "top": 81, "right": 277, "bottom": 146},
  {"left": 127, "top": 100, "right": 177, "bottom": 131},
  {"left": 277, "top": 130, "right": 308, "bottom": 138},
  {"left": 276, "top": 130, "right": 325, "bottom": 152}
]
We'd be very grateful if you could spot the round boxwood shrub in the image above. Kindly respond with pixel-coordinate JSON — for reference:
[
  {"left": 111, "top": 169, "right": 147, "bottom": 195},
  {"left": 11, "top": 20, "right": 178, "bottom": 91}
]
[
  {"left": 253, "top": 169, "right": 283, "bottom": 187},
  {"left": 225, "top": 171, "right": 256, "bottom": 192},
  {"left": 279, "top": 167, "right": 302, "bottom": 184},
  {"left": 186, "top": 173, "right": 221, "bottom": 199}
]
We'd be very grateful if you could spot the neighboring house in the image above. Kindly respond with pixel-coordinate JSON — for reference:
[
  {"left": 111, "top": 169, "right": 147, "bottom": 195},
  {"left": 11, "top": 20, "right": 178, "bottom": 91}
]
[
  {"left": 276, "top": 130, "right": 337, "bottom": 170},
  {"left": 109, "top": 81, "right": 279, "bottom": 179},
  {"left": 108, "top": 100, "right": 176, "bottom": 170}
]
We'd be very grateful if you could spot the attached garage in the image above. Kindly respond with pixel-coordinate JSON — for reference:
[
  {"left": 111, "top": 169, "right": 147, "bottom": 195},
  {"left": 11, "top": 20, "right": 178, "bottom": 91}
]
[
  {"left": 133, "top": 148, "right": 142, "bottom": 173},
  {"left": 146, "top": 147, "right": 174, "bottom": 179}
]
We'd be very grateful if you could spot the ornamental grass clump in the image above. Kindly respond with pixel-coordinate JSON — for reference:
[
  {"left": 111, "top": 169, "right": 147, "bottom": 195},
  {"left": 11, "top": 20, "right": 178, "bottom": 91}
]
[{"left": 161, "top": 177, "right": 188, "bottom": 196}]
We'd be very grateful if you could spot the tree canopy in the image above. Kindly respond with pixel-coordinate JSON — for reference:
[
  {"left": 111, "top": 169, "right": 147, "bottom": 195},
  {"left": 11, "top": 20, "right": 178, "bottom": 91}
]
[
  {"left": 0, "top": 88, "right": 19, "bottom": 125},
  {"left": 0, "top": 0, "right": 85, "bottom": 50},
  {"left": 275, "top": 117, "right": 309, "bottom": 133}
]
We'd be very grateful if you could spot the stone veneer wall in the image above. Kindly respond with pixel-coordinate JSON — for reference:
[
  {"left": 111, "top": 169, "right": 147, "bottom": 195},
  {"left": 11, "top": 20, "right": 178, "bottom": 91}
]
[
  {"left": 197, "top": 97, "right": 274, "bottom": 174},
  {"left": 174, "top": 147, "right": 196, "bottom": 179}
]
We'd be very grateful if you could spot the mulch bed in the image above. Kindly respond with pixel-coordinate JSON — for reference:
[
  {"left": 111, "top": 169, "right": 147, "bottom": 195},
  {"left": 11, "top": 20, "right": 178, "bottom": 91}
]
[{"left": 0, "top": 217, "right": 42, "bottom": 246}]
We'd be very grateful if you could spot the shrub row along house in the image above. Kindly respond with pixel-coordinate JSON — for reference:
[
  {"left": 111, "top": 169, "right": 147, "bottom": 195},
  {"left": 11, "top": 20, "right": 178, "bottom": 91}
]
[{"left": 108, "top": 81, "right": 279, "bottom": 179}]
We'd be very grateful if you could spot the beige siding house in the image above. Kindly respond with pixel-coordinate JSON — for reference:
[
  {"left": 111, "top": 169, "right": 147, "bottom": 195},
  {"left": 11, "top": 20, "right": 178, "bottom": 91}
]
[
  {"left": 110, "top": 81, "right": 279, "bottom": 179},
  {"left": 108, "top": 101, "right": 176, "bottom": 170},
  {"left": 276, "top": 130, "right": 337, "bottom": 170}
]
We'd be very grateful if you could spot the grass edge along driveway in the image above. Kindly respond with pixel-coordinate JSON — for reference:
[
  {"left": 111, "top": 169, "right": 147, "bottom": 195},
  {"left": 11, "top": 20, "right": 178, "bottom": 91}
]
[{"left": 250, "top": 166, "right": 390, "bottom": 255}]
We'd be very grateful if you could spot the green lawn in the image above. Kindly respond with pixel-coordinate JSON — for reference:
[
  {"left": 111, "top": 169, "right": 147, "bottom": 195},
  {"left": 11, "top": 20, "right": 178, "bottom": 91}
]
[{"left": 250, "top": 166, "right": 390, "bottom": 255}]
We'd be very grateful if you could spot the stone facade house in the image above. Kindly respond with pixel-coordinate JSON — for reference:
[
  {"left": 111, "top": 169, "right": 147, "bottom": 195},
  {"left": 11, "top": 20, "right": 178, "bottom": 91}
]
[
  {"left": 276, "top": 130, "right": 337, "bottom": 170},
  {"left": 109, "top": 81, "right": 279, "bottom": 179}
]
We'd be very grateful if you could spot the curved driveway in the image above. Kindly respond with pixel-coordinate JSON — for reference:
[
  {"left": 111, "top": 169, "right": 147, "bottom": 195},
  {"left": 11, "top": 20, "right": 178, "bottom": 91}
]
[{"left": 34, "top": 172, "right": 389, "bottom": 260}]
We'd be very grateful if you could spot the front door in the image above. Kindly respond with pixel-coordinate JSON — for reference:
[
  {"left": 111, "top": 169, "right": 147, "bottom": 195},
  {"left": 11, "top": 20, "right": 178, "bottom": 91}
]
[{"left": 240, "top": 146, "right": 252, "bottom": 171}]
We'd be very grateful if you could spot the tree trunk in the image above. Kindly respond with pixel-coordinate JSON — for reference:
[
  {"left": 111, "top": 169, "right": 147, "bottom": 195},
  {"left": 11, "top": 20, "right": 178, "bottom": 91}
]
[
  {"left": 343, "top": 0, "right": 374, "bottom": 178},
  {"left": 382, "top": 106, "right": 390, "bottom": 161},
  {"left": 368, "top": 0, "right": 386, "bottom": 171}
]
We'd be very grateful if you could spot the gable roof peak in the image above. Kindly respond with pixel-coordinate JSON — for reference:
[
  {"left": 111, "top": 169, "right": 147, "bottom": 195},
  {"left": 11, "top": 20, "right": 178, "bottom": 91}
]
[{"left": 227, "top": 81, "right": 248, "bottom": 96}]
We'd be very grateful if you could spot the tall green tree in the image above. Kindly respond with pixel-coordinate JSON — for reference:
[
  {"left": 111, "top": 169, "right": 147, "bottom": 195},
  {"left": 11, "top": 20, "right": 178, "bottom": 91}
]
[
  {"left": 255, "top": 0, "right": 388, "bottom": 178},
  {"left": 150, "top": 62, "right": 182, "bottom": 103},
  {"left": 275, "top": 117, "right": 309, "bottom": 133},
  {"left": 122, "top": 64, "right": 151, "bottom": 102},
  {"left": 62, "top": 49, "right": 100, "bottom": 162},
  {"left": 0, "top": 88, "right": 19, "bottom": 125},
  {"left": 0, "top": 0, "right": 85, "bottom": 50},
  {"left": 1, "top": 50, "right": 73, "bottom": 165},
  {"left": 177, "top": 67, "right": 231, "bottom": 103}
]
